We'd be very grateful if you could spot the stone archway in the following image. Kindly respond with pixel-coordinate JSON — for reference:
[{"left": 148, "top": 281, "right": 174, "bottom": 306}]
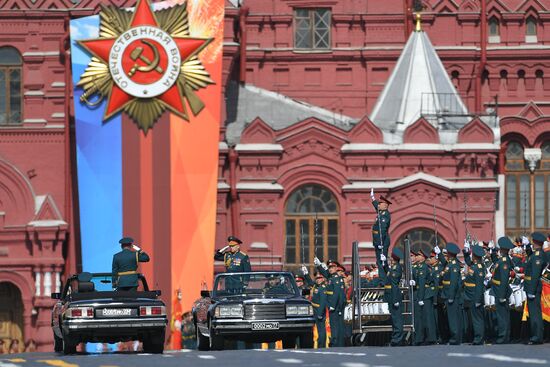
[{"left": 0, "top": 282, "right": 24, "bottom": 353}]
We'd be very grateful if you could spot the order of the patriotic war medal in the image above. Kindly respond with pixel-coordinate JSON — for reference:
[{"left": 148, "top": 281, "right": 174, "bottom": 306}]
[{"left": 76, "top": 0, "right": 214, "bottom": 132}]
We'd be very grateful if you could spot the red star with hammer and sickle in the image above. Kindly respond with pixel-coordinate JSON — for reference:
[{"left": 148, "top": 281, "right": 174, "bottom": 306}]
[{"left": 79, "top": 0, "right": 209, "bottom": 119}]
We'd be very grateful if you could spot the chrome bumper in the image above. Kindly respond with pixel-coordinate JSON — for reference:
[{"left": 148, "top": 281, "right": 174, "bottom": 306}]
[{"left": 63, "top": 317, "right": 167, "bottom": 330}]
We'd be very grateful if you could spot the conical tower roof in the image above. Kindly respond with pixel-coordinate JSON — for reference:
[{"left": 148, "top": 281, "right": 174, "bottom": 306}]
[{"left": 370, "top": 29, "right": 469, "bottom": 132}]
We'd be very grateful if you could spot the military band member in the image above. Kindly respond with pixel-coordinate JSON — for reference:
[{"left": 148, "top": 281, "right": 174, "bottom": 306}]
[
  {"left": 112, "top": 237, "right": 150, "bottom": 291},
  {"left": 302, "top": 266, "right": 328, "bottom": 349},
  {"left": 430, "top": 248, "right": 447, "bottom": 344},
  {"left": 462, "top": 244, "right": 486, "bottom": 345},
  {"left": 410, "top": 246, "right": 426, "bottom": 345},
  {"left": 524, "top": 232, "right": 548, "bottom": 344},
  {"left": 436, "top": 242, "right": 462, "bottom": 345},
  {"left": 419, "top": 248, "right": 437, "bottom": 345},
  {"left": 214, "top": 236, "right": 251, "bottom": 292},
  {"left": 493, "top": 236, "right": 514, "bottom": 344},
  {"left": 314, "top": 257, "right": 346, "bottom": 347},
  {"left": 381, "top": 248, "right": 404, "bottom": 346},
  {"left": 370, "top": 188, "right": 392, "bottom": 269}
]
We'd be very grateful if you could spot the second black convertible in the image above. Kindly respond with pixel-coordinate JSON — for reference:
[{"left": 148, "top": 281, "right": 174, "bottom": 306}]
[{"left": 193, "top": 271, "right": 315, "bottom": 350}]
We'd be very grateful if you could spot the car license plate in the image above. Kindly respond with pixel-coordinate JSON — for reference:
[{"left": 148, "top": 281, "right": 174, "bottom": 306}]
[
  {"left": 251, "top": 322, "right": 279, "bottom": 330},
  {"left": 99, "top": 308, "right": 133, "bottom": 317}
]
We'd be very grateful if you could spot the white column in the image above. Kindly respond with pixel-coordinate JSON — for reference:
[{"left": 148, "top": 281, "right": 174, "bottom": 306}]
[
  {"left": 55, "top": 272, "right": 61, "bottom": 293},
  {"left": 44, "top": 271, "right": 52, "bottom": 295},
  {"left": 35, "top": 271, "right": 41, "bottom": 296}
]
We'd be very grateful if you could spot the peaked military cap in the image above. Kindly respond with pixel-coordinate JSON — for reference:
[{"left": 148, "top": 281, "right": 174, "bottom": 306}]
[
  {"left": 497, "top": 236, "right": 514, "bottom": 250},
  {"left": 391, "top": 247, "right": 403, "bottom": 260},
  {"left": 446, "top": 242, "right": 460, "bottom": 255},
  {"left": 379, "top": 196, "right": 392, "bottom": 205},
  {"left": 294, "top": 274, "right": 305, "bottom": 281},
  {"left": 410, "top": 245, "right": 421, "bottom": 256},
  {"left": 531, "top": 232, "right": 545, "bottom": 245},
  {"left": 227, "top": 236, "right": 242, "bottom": 245},
  {"left": 327, "top": 259, "right": 341, "bottom": 268},
  {"left": 119, "top": 237, "right": 134, "bottom": 245},
  {"left": 314, "top": 272, "right": 326, "bottom": 279},
  {"left": 420, "top": 248, "right": 431, "bottom": 258},
  {"left": 472, "top": 245, "right": 485, "bottom": 258}
]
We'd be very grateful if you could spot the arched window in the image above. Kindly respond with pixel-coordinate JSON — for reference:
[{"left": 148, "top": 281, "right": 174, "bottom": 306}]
[
  {"left": 526, "top": 16, "right": 537, "bottom": 36},
  {"left": 489, "top": 17, "right": 500, "bottom": 43},
  {"left": 395, "top": 229, "right": 445, "bottom": 256},
  {"left": 0, "top": 47, "right": 22, "bottom": 125},
  {"left": 505, "top": 141, "right": 530, "bottom": 236},
  {"left": 285, "top": 184, "right": 339, "bottom": 269}
]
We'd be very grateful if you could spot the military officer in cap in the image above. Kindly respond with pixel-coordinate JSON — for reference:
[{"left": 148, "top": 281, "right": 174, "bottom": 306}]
[
  {"left": 418, "top": 248, "right": 437, "bottom": 345},
  {"left": 314, "top": 257, "right": 346, "bottom": 347},
  {"left": 437, "top": 242, "right": 462, "bottom": 345},
  {"left": 370, "top": 188, "right": 392, "bottom": 269},
  {"left": 462, "top": 244, "right": 486, "bottom": 345},
  {"left": 302, "top": 266, "right": 328, "bottom": 348},
  {"left": 381, "top": 247, "right": 404, "bottom": 346},
  {"left": 214, "top": 236, "right": 251, "bottom": 293},
  {"left": 112, "top": 237, "right": 150, "bottom": 291},
  {"left": 493, "top": 236, "right": 514, "bottom": 344},
  {"left": 524, "top": 232, "right": 548, "bottom": 344}
]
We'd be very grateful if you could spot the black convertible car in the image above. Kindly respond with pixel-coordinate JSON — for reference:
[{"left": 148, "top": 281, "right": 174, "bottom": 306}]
[
  {"left": 51, "top": 272, "right": 167, "bottom": 354},
  {"left": 193, "top": 271, "right": 315, "bottom": 350}
]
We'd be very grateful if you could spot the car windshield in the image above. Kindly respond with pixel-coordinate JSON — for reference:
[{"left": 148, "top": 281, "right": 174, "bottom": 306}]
[
  {"left": 65, "top": 273, "right": 146, "bottom": 296},
  {"left": 213, "top": 272, "right": 298, "bottom": 297}
]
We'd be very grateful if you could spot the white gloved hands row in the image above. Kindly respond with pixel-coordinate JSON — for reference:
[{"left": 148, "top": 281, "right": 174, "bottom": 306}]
[
  {"left": 301, "top": 265, "right": 309, "bottom": 276},
  {"left": 433, "top": 246, "right": 441, "bottom": 255},
  {"left": 370, "top": 188, "right": 375, "bottom": 201},
  {"left": 521, "top": 236, "right": 530, "bottom": 246},
  {"left": 132, "top": 244, "right": 141, "bottom": 252}
]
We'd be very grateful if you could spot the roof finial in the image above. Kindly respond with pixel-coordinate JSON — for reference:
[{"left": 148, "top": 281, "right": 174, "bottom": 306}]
[{"left": 415, "top": 12, "right": 422, "bottom": 32}]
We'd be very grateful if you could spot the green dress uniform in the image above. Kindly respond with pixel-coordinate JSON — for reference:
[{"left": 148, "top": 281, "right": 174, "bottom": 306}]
[
  {"left": 317, "top": 264, "right": 346, "bottom": 347},
  {"left": 440, "top": 242, "right": 462, "bottom": 345},
  {"left": 524, "top": 232, "right": 548, "bottom": 344},
  {"left": 112, "top": 247, "right": 150, "bottom": 291},
  {"left": 417, "top": 249, "right": 437, "bottom": 344},
  {"left": 214, "top": 249, "right": 251, "bottom": 293},
  {"left": 372, "top": 199, "right": 391, "bottom": 268},
  {"left": 310, "top": 280, "right": 328, "bottom": 348},
  {"left": 463, "top": 246, "right": 486, "bottom": 345},
  {"left": 382, "top": 247, "right": 404, "bottom": 346},
  {"left": 432, "top": 260, "right": 448, "bottom": 343},
  {"left": 493, "top": 237, "right": 514, "bottom": 344}
]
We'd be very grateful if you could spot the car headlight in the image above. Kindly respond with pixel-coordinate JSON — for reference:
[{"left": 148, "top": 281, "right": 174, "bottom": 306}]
[
  {"left": 215, "top": 304, "right": 243, "bottom": 318},
  {"left": 286, "top": 304, "right": 313, "bottom": 316}
]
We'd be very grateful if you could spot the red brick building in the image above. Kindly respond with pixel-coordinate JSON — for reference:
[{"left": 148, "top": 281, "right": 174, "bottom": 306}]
[{"left": 0, "top": 0, "right": 550, "bottom": 351}]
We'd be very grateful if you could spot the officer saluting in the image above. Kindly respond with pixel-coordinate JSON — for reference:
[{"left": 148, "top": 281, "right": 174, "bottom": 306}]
[
  {"left": 462, "top": 244, "right": 486, "bottom": 345},
  {"left": 524, "top": 232, "right": 548, "bottom": 344},
  {"left": 493, "top": 236, "right": 514, "bottom": 344},
  {"left": 112, "top": 237, "right": 150, "bottom": 291},
  {"left": 370, "top": 188, "right": 392, "bottom": 268},
  {"left": 314, "top": 257, "right": 346, "bottom": 347},
  {"left": 436, "top": 242, "right": 462, "bottom": 345},
  {"left": 214, "top": 236, "right": 251, "bottom": 292},
  {"left": 302, "top": 266, "right": 328, "bottom": 349}
]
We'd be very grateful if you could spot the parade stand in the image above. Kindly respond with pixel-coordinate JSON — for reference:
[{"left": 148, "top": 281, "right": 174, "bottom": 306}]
[{"left": 348, "top": 241, "right": 414, "bottom": 345}]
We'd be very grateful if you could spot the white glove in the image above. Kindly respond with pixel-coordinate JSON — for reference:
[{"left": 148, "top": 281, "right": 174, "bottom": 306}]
[
  {"left": 522, "top": 236, "right": 530, "bottom": 246},
  {"left": 321, "top": 262, "right": 328, "bottom": 270},
  {"left": 329, "top": 307, "right": 335, "bottom": 311},
  {"left": 301, "top": 265, "right": 309, "bottom": 275},
  {"left": 463, "top": 240, "right": 470, "bottom": 251},
  {"left": 174, "top": 319, "right": 182, "bottom": 330},
  {"left": 219, "top": 246, "right": 230, "bottom": 253},
  {"left": 434, "top": 246, "right": 441, "bottom": 255},
  {"left": 448, "top": 299, "right": 454, "bottom": 304},
  {"left": 377, "top": 245, "right": 383, "bottom": 250},
  {"left": 418, "top": 301, "right": 424, "bottom": 306},
  {"left": 488, "top": 240, "right": 495, "bottom": 249},
  {"left": 499, "top": 298, "right": 507, "bottom": 304},
  {"left": 527, "top": 294, "right": 535, "bottom": 299},
  {"left": 543, "top": 241, "right": 549, "bottom": 250},
  {"left": 313, "top": 257, "right": 321, "bottom": 266},
  {"left": 409, "top": 279, "right": 416, "bottom": 286},
  {"left": 132, "top": 244, "right": 141, "bottom": 252},
  {"left": 514, "top": 266, "right": 520, "bottom": 273},
  {"left": 475, "top": 303, "right": 481, "bottom": 307},
  {"left": 380, "top": 254, "right": 386, "bottom": 262},
  {"left": 370, "top": 188, "right": 375, "bottom": 201},
  {"left": 393, "top": 302, "right": 399, "bottom": 307}
]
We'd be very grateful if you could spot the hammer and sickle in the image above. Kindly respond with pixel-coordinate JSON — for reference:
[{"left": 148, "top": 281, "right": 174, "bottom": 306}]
[{"left": 128, "top": 40, "right": 164, "bottom": 77}]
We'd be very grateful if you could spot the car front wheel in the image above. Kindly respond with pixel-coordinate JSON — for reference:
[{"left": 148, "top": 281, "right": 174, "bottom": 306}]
[
  {"left": 62, "top": 334, "right": 77, "bottom": 355},
  {"left": 196, "top": 324, "right": 210, "bottom": 351},
  {"left": 209, "top": 327, "right": 224, "bottom": 350}
]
